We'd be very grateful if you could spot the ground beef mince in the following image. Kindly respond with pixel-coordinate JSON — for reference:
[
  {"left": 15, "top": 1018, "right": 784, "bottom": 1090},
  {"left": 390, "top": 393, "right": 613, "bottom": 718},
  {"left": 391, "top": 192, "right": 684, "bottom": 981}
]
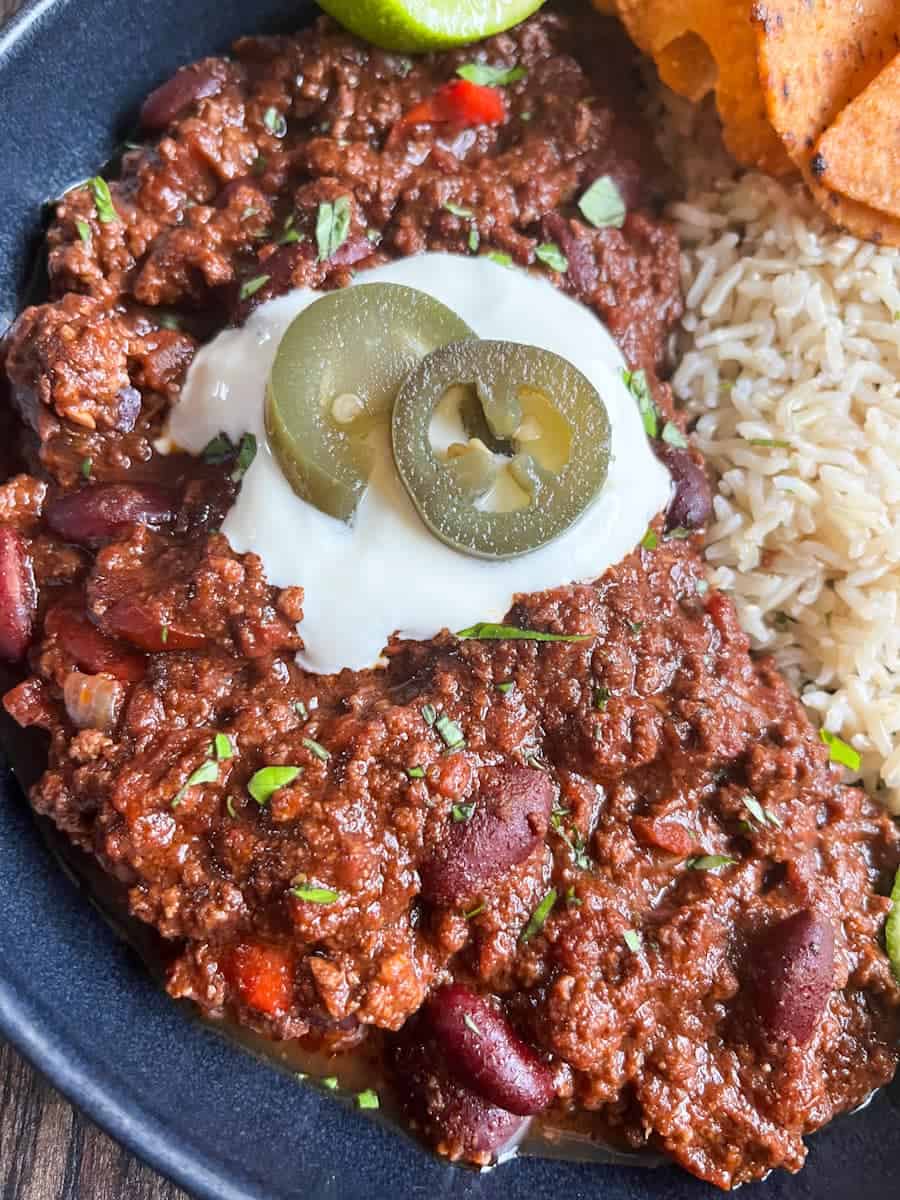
[{"left": 1, "top": 4, "right": 898, "bottom": 1190}]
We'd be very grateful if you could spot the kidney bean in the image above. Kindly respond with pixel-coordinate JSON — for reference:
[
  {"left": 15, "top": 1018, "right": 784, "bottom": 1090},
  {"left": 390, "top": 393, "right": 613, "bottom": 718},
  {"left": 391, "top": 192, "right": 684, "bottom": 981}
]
[
  {"left": 45, "top": 597, "right": 146, "bottom": 682},
  {"left": 101, "top": 596, "right": 207, "bottom": 653},
  {"left": 426, "top": 985, "right": 554, "bottom": 1115},
  {"left": 0, "top": 527, "right": 37, "bottom": 661},
  {"left": 419, "top": 765, "right": 554, "bottom": 907},
  {"left": 46, "top": 484, "right": 175, "bottom": 548},
  {"left": 140, "top": 64, "right": 225, "bottom": 130},
  {"left": 749, "top": 909, "right": 834, "bottom": 1044},
  {"left": 655, "top": 444, "right": 712, "bottom": 533}
]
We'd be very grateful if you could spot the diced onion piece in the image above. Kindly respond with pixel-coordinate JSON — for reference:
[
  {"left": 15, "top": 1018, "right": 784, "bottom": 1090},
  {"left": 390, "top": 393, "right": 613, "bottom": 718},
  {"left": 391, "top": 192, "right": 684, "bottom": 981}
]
[{"left": 63, "top": 670, "right": 122, "bottom": 731}]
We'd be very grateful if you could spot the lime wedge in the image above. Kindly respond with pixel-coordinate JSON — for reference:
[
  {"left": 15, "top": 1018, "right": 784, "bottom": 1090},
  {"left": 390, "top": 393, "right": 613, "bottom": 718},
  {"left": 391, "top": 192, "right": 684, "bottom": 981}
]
[{"left": 317, "top": 0, "right": 547, "bottom": 52}]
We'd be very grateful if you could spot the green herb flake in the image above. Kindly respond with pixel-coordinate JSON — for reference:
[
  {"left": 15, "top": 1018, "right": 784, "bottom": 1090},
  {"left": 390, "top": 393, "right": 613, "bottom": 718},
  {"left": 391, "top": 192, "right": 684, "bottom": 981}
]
[
  {"left": 226, "top": 796, "right": 237, "bottom": 819},
  {"left": 627, "top": 621, "right": 643, "bottom": 636},
  {"left": 80, "top": 457, "right": 93, "bottom": 480},
  {"left": 748, "top": 437, "right": 791, "bottom": 449},
  {"left": 463, "top": 1013, "right": 482, "bottom": 1037},
  {"left": 248, "top": 765, "right": 302, "bottom": 806},
  {"left": 444, "top": 201, "right": 474, "bottom": 218},
  {"left": 621, "top": 368, "right": 658, "bottom": 438},
  {"left": 496, "top": 680, "right": 515, "bottom": 695},
  {"left": 520, "top": 111, "right": 532, "bottom": 122},
  {"left": 535, "top": 243, "right": 568, "bottom": 273},
  {"left": 451, "top": 801, "right": 476, "bottom": 823},
  {"left": 687, "top": 854, "right": 737, "bottom": 871},
  {"left": 886, "top": 866, "right": 900, "bottom": 983},
  {"left": 623, "top": 929, "right": 642, "bottom": 952},
  {"left": 172, "top": 757, "right": 220, "bottom": 806},
  {"left": 819, "top": 729, "right": 861, "bottom": 771},
  {"left": 279, "top": 228, "right": 302, "bottom": 245},
  {"left": 463, "top": 902, "right": 485, "bottom": 920},
  {"left": 640, "top": 528, "right": 658, "bottom": 551},
  {"left": 664, "top": 527, "right": 693, "bottom": 541},
  {"left": 231, "top": 432, "right": 258, "bottom": 482},
  {"left": 201, "top": 432, "right": 234, "bottom": 465},
  {"left": 263, "top": 106, "right": 287, "bottom": 138},
  {"left": 456, "top": 63, "right": 526, "bottom": 87},
  {"left": 292, "top": 699, "right": 308, "bottom": 721},
  {"left": 157, "top": 312, "right": 181, "bottom": 331},
  {"left": 661, "top": 422, "right": 688, "bottom": 449},
  {"left": 251, "top": 155, "right": 268, "bottom": 177},
  {"left": 468, "top": 226, "right": 481, "bottom": 253},
  {"left": 422, "top": 703, "right": 437, "bottom": 727},
  {"left": 560, "top": 827, "right": 590, "bottom": 871},
  {"left": 564, "top": 885, "right": 582, "bottom": 907},
  {"left": 578, "top": 175, "right": 626, "bottom": 229},
  {"left": 291, "top": 885, "right": 340, "bottom": 904},
  {"left": 303, "top": 736, "right": 331, "bottom": 762},
  {"left": 322, "top": 1076, "right": 339, "bottom": 1091},
  {"left": 521, "top": 889, "right": 557, "bottom": 942},
  {"left": 214, "top": 733, "right": 234, "bottom": 761},
  {"left": 456, "top": 622, "right": 589, "bottom": 644},
  {"left": 435, "top": 714, "right": 465, "bottom": 751},
  {"left": 75, "top": 218, "right": 91, "bottom": 244},
  {"left": 593, "top": 685, "right": 610, "bottom": 711},
  {"left": 356, "top": 1088, "right": 380, "bottom": 1110},
  {"left": 160, "top": 624, "right": 169, "bottom": 645},
  {"left": 316, "top": 195, "right": 352, "bottom": 261},
  {"left": 239, "top": 275, "right": 270, "bottom": 302},
  {"left": 406, "top": 765, "right": 426, "bottom": 780},
  {"left": 486, "top": 251, "right": 513, "bottom": 268},
  {"left": 88, "top": 176, "right": 118, "bottom": 223}
]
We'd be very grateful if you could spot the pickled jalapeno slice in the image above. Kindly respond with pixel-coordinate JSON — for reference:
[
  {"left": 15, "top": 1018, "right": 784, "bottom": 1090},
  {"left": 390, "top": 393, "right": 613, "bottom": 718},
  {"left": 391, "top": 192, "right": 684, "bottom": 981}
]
[
  {"left": 266, "top": 284, "right": 474, "bottom": 522},
  {"left": 392, "top": 339, "right": 611, "bottom": 559}
]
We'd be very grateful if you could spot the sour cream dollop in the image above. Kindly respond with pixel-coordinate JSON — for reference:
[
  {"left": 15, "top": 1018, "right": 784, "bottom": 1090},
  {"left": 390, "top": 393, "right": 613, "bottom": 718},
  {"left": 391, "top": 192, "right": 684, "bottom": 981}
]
[{"left": 168, "top": 255, "right": 670, "bottom": 673}]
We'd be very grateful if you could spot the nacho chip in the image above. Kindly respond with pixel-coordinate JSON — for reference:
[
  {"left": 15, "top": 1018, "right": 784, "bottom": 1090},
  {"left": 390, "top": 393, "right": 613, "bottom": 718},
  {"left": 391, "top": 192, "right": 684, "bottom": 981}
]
[
  {"left": 814, "top": 53, "right": 900, "bottom": 219},
  {"left": 603, "top": 0, "right": 792, "bottom": 173}
]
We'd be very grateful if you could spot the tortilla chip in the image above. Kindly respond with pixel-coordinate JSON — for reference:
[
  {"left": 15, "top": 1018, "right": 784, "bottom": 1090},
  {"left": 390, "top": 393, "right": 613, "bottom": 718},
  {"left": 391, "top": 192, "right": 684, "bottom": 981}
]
[
  {"left": 754, "top": 0, "right": 900, "bottom": 245},
  {"left": 608, "top": 0, "right": 792, "bottom": 174},
  {"left": 814, "top": 53, "right": 900, "bottom": 219}
]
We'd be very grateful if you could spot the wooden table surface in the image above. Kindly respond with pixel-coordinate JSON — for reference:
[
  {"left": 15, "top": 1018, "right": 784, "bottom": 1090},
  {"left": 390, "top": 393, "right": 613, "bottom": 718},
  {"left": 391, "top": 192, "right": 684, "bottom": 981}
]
[{"left": 0, "top": 0, "right": 190, "bottom": 1196}]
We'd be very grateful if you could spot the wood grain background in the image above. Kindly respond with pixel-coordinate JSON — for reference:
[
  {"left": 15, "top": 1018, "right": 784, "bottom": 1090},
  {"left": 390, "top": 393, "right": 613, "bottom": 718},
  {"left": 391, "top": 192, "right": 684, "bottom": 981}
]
[{"left": 1, "top": 1, "right": 191, "bottom": 1196}]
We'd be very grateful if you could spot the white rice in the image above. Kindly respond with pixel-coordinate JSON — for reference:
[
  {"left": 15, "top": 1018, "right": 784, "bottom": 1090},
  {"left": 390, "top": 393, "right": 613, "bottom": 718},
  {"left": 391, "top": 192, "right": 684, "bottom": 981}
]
[{"left": 669, "top": 171, "right": 900, "bottom": 813}]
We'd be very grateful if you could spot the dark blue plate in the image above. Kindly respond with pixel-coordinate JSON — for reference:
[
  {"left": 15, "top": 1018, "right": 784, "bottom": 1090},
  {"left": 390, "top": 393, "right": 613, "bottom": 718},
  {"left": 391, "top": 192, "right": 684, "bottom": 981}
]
[{"left": 0, "top": 2, "right": 897, "bottom": 1195}]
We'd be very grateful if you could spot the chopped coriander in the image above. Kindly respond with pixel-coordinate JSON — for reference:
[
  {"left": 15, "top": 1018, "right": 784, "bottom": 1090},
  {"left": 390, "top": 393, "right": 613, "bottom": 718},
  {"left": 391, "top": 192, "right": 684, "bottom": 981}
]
[
  {"left": 248, "top": 765, "right": 302, "bottom": 806},
  {"left": 886, "top": 867, "right": 900, "bottom": 983},
  {"left": 406, "top": 765, "right": 426, "bottom": 780},
  {"left": 520, "top": 111, "right": 532, "bottom": 122},
  {"left": 157, "top": 312, "right": 181, "bottom": 331},
  {"left": 226, "top": 796, "right": 237, "bottom": 819},
  {"left": 456, "top": 622, "right": 589, "bottom": 643},
  {"left": 231, "top": 432, "right": 257, "bottom": 482},
  {"left": 422, "top": 704, "right": 437, "bottom": 727},
  {"left": 315, "top": 195, "right": 352, "bottom": 261},
  {"left": 172, "top": 757, "right": 219, "bottom": 806},
  {"left": 201, "top": 432, "right": 235, "bottom": 465},
  {"left": 521, "top": 889, "right": 557, "bottom": 942},
  {"left": 640, "top": 528, "right": 658, "bottom": 551},
  {"left": 291, "top": 885, "right": 340, "bottom": 904},
  {"left": 214, "top": 733, "right": 234, "bottom": 761},
  {"left": 88, "top": 176, "right": 118, "bottom": 223},
  {"left": 435, "top": 714, "right": 465, "bottom": 750},
  {"left": 395, "top": 57, "right": 413, "bottom": 77},
  {"left": 535, "top": 242, "right": 568, "bottom": 273},
  {"left": 279, "top": 228, "right": 302, "bottom": 245},
  {"left": 160, "top": 624, "right": 169, "bottom": 644},
  {"left": 463, "top": 1013, "right": 482, "bottom": 1036},
  {"left": 356, "top": 1088, "right": 380, "bottom": 1110},
  {"left": 564, "top": 885, "right": 581, "bottom": 907},
  {"left": 444, "top": 201, "right": 474, "bottom": 218},
  {"left": 664, "top": 527, "right": 692, "bottom": 541},
  {"left": 75, "top": 218, "right": 91, "bottom": 243},
  {"left": 819, "top": 729, "right": 861, "bottom": 771},
  {"left": 627, "top": 621, "right": 643, "bottom": 635},
  {"left": 747, "top": 437, "right": 791, "bottom": 449},
  {"left": 263, "top": 106, "right": 287, "bottom": 137},
  {"left": 451, "top": 801, "right": 476, "bottom": 823},
  {"left": 322, "top": 1076, "right": 339, "bottom": 1090},
  {"left": 744, "top": 794, "right": 783, "bottom": 831},
  {"left": 623, "top": 929, "right": 642, "bottom": 952},
  {"left": 593, "top": 686, "right": 610, "bottom": 711},
  {"left": 578, "top": 175, "right": 626, "bottom": 229},
  {"left": 239, "top": 275, "right": 270, "bottom": 302},
  {"left": 559, "top": 827, "right": 590, "bottom": 870},
  {"left": 468, "top": 226, "right": 481, "bottom": 253},
  {"left": 486, "top": 251, "right": 513, "bottom": 267},
  {"left": 621, "top": 369, "right": 658, "bottom": 438},
  {"left": 456, "top": 63, "right": 526, "bottom": 87},
  {"left": 292, "top": 699, "right": 308, "bottom": 721},
  {"left": 80, "top": 457, "right": 93, "bottom": 480},
  {"left": 496, "top": 680, "right": 515, "bottom": 695},
  {"left": 549, "top": 803, "right": 569, "bottom": 831},
  {"left": 661, "top": 421, "right": 688, "bottom": 449},
  {"left": 687, "top": 854, "right": 737, "bottom": 871},
  {"left": 303, "top": 736, "right": 331, "bottom": 762},
  {"left": 463, "top": 902, "right": 485, "bottom": 920}
]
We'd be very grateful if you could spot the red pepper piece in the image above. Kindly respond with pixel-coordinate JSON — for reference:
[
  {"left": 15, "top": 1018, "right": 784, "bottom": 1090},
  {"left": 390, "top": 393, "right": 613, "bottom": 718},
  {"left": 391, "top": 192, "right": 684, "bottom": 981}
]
[
  {"left": 227, "top": 943, "right": 294, "bottom": 1017},
  {"left": 401, "top": 79, "right": 506, "bottom": 129}
]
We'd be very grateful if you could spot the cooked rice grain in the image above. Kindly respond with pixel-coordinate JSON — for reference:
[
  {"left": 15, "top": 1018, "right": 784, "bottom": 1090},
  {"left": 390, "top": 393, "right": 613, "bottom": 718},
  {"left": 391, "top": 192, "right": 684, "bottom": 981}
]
[{"left": 671, "top": 172, "right": 900, "bottom": 813}]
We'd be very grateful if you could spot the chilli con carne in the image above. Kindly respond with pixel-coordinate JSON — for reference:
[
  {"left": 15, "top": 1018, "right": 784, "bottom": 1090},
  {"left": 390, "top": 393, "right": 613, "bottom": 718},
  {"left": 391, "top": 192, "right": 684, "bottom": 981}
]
[{"left": 0, "top": 4, "right": 898, "bottom": 1190}]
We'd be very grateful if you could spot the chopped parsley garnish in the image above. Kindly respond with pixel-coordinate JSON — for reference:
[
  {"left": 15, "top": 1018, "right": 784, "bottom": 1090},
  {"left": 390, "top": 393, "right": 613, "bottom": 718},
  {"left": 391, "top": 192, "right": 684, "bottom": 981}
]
[
  {"left": 422, "top": 704, "right": 437, "bottom": 727},
  {"left": 457, "top": 622, "right": 589, "bottom": 643},
  {"left": 322, "top": 1076, "right": 339, "bottom": 1090},
  {"left": 521, "top": 889, "right": 557, "bottom": 942},
  {"left": 214, "top": 733, "right": 234, "bottom": 761},
  {"left": 496, "top": 680, "right": 515, "bottom": 695},
  {"left": 80, "top": 457, "right": 93, "bottom": 480},
  {"left": 172, "top": 757, "right": 219, "bottom": 807},
  {"left": 88, "top": 176, "right": 118, "bottom": 223},
  {"left": 75, "top": 219, "right": 91, "bottom": 244},
  {"left": 743, "top": 794, "right": 782, "bottom": 830},
  {"left": 747, "top": 437, "right": 791, "bottom": 449},
  {"left": 451, "top": 801, "right": 476, "bottom": 823},
  {"left": 280, "top": 228, "right": 302, "bottom": 245},
  {"left": 535, "top": 242, "right": 568, "bottom": 273},
  {"left": 564, "top": 885, "right": 581, "bottom": 907},
  {"left": 664, "top": 527, "right": 692, "bottom": 541},
  {"left": 468, "top": 227, "right": 480, "bottom": 253},
  {"left": 486, "top": 251, "right": 513, "bottom": 267},
  {"left": 621, "top": 369, "right": 658, "bottom": 438},
  {"left": 160, "top": 624, "right": 169, "bottom": 644},
  {"left": 435, "top": 714, "right": 465, "bottom": 751},
  {"left": 623, "top": 929, "right": 642, "bottom": 952},
  {"left": 661, "top": 421, "right": 688, "bottom": 449},
  {"left": 558, "top": 827, "right": 590, "bottom": 870},
  {"left": 463, "top": 1013, "right": 482, "bottom": 1036},
  {"left": 201, "top": 432, "right": 235, "bottom": 465},
  {"left": 315, "top": 195, "right": 352, "bottom": 261},
  {"left": 456, "top": 63, "right": 526, "bottom": 87},
  {"left": 406, "top": 765, "right": 426, "bottom": 780},
  {"left": 627, "top": 621, "right": 643, "bottom": 636},
  {"left": 240, "top": 274, "right": 270, "bottom": 301},
  {"left": 520, "top": 111, "right": 532, "bottom": 122},
  {"left": 687, "top": 854, "right": 737, "bottom": 871},
  {"left": 463, "top": 902, "right": 485, "bottom": 920},
  {"left": 291, "top": 885, "right": 340, "bottom": 904},
  {"left": 232, "top": 433, "right": 257, "bottom": 481},
  {"left": 444, "top": 201, "right": 474, "bottom": 218},
  {"left": 819, "top": 729, "right": 861, "bottom": 771},
  {"left": 886, "top": 867, "right": 900, "bottom": 984},
  {"left": 593, "top": 686, "right": 610, "bottom": 711},
  {"left": 640, "top": 528, "right": 658, "bottom": 551},
  {"left": 248, "top": 765, "right": 302, "bottom": 806},
  {"left": 302, "top": 737, "right": 331, "bottom": 762},
  {"left": 578, "top": 175, "right": 626, "bottom": 229},
  {"left": 292, "top": 699, "right": 308, "bottom": 721},
  {"left": 263, "top": 106, "right": 287, "bottom": 137},
  {"left": 355, "top": 1088, "right": 380, "bottom": 1110}
]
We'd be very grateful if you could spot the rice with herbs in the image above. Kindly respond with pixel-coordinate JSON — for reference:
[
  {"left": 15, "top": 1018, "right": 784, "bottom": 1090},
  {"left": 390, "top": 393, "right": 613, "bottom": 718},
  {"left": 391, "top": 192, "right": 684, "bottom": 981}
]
[{"left": 670, "top": 171, "right": 900, "bottom": 814}]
